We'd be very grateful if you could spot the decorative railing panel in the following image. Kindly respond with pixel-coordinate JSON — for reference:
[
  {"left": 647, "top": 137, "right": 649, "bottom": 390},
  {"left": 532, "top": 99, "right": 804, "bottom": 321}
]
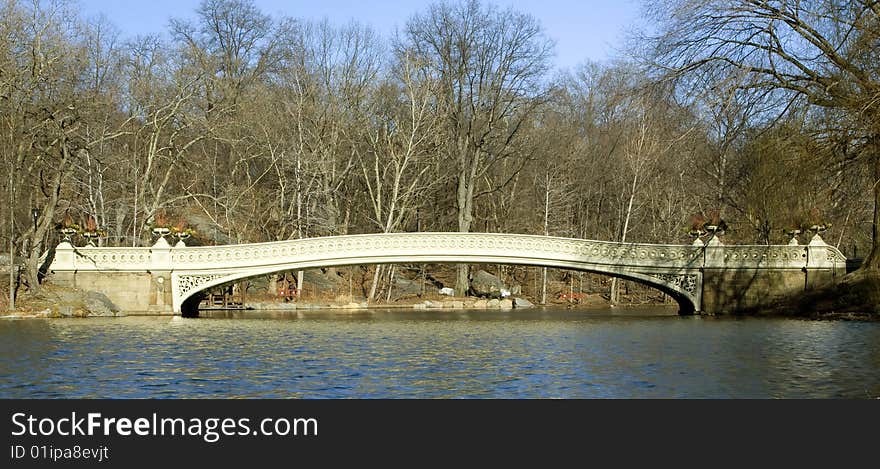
[
  {"left": 60, "top": 246, "right": 154, "bottom": 271},
  {"left": 162, "top": 233, "right": 706, "bottom": 271},
  {"left": 704, "top": 245, "right": 808, "bottom": 269}
]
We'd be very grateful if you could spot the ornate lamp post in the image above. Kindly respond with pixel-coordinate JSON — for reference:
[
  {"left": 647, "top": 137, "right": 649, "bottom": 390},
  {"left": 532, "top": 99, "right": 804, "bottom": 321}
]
[
  {"left": 171, "top": 218, "right": 193, "bottom": 247},
  {"left": 81, "top": 232, "right": 100, "bottom": 246},
  {"left": 807, "top": 222, "right": 829, "bottom": 245},
  {"left": 58, "top": 212, "right": 78, "bottom": 242},
  {"left": 704, "top": 210, "right": 727, "bottom": 246},
  {"left": 687, "top": 213, "right": 708, "bottom": 246},
  {"left": 172, "top": 229, "right": 192, "bottom": 247},
  {"left": 151, "top": 225, "right": 170, "bottom": 238},
  {"left": 804, "top": 208, "right": 830, "bottom": 245},
  {"left": 81, "top": 216, "right": 101, "bottom": 246},
  {"left": 688, "top": 228, "right": 707, "bottom": 246},
  {"left": 783, "top": 228, "right": 802, "bottom": 246},
  {"left": 808, "top": 223, "right": 827, "bottom": 234},
  {"left": 59, "top": 227, "right": 77, "bottom": 242},
  {"left": 151, "top": 211, "right": 171, "bottom": 241}
]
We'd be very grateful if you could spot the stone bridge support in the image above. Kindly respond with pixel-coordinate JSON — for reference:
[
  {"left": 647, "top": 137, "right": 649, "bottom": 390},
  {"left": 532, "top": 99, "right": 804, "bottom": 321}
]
[
  {"left": 49, "top": 238, "right": 174, "bottom": 314},
  {"left": 700, "top": 237, "right": 846, "bottom": 314}
]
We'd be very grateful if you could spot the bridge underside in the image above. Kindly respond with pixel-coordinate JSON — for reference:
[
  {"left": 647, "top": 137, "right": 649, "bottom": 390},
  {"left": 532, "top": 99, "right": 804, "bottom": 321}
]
[{"left": 171, "top": 255, "right": 702, "bottom": 317}]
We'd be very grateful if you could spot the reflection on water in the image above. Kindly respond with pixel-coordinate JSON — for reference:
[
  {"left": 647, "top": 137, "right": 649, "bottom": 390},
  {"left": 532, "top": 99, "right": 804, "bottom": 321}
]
[{"left": 1, "top": 307, "right": 878, "bottom": 398}]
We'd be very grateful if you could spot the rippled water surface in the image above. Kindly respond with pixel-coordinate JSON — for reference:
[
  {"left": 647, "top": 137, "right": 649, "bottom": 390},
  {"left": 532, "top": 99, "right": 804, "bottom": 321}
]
[{"left": 2, "top": 308, "right": 879, "bottom": 398}]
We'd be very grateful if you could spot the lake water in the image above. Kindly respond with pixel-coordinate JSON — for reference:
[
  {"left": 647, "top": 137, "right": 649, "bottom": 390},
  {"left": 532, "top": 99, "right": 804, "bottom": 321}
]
[{"left": 2, "top": 307, "right": 878, "bottom": 398}]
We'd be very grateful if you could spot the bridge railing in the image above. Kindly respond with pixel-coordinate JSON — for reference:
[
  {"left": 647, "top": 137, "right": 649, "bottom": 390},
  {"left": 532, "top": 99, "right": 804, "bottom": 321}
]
[
  {"left": 51, "top": 243, "right": 154, "bottom": 271},
  {"left": 702, "top": 242, "right": 845, "bottom": 270},
  {"left": 164, "top": 232, "right": 707, "bottom": 270}
]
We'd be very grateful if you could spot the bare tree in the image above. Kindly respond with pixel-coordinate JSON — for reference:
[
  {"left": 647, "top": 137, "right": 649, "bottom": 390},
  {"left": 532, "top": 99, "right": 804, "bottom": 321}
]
[
  {"left": 0, "top": 0, "right": 95, "bottom": 289},
  {"left": 402, "top": 0, "right": 554, "bottom": 295},
  {"left": 360, "top": 50, "right": 443, "bottom": 301},
  {"left": 642, "top": 0, "right": 880, "bottom": 270},
  {"left": 608, "top": 95, "right": 689, "bottom": 305},
  {"left": 122, "top": 36, "right": 206, "bottom": 244},
  {"left": 169, "top": 0, "right": 286, "bottom": 111}
]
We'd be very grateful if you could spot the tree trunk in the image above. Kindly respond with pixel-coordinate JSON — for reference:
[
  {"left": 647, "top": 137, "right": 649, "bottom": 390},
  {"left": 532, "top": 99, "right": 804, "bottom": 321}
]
[
  {"left": 541, "top": 176, "right": 550, "bottom": 305},
  {"left": 385, "top": 265, "right": 396, "bottom": 303},
  {"left": 610, "top": 174, "right": 639, "bottom": 306},
  {"left": 541, "top": 267, "right": 548, "bottom": 305},
  {"left": 862, "top": 140, "right": 880, "bottom": 271},
  {"left": 24, "top": 143, "right": 71, "bottom": 291},
  {"left": 455, "top": 157, "right": 473, "bottom": 297},
  {"left": 296, "top": 163, "right": 304, "bottom": 293},
  {"left": 7, "top": 168, "right": 14, "bottom": 311},
  {"left": 368, "top": 264, "right": 383, "bottom": 302}
]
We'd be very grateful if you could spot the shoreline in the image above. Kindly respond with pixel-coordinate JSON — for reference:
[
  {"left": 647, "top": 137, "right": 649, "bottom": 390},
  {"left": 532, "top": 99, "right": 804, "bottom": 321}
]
[
  {"left": 5, "top": 272, "right": 880, "bottom": 321},
  {"left": 1, "top": 298, "right": 679, "bottom": 319},
  {"left": 4, "top": 302, "right": 877, "bottom": 321}
]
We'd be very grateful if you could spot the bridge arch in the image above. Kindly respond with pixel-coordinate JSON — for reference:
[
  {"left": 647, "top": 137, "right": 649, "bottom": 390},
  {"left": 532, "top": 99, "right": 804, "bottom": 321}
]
[
  {"left": 176, "top": 259, "right": 700, "bottom": 317},
  {"left": 170, "top": 233, "right": 705, "bottom": 316}
]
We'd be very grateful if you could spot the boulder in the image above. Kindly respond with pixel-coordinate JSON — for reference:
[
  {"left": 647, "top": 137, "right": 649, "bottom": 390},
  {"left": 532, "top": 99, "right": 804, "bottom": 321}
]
[
  {"left": 303, "top": 268, "right": 345, "bottom": 292},
  {"left": 58, "top": 305, "right": 75, "bottom": 317},
  {"left": 470, "top": 270, "right": 507, "bottom": 298},
  {"left": 53, "top": 289, "right": 86, "bottom": 305},
  {"left": 391, "top": 277, "right": 425, "bottom": 300},
  {"left": 514, "top": 297, "right": 535, "bottom": 308},
  {"left": 84, "top": 291, "right": 119, "bottom": 317},
  {"left": 23, "top": 286, "right": 118, "bottom": 317}
]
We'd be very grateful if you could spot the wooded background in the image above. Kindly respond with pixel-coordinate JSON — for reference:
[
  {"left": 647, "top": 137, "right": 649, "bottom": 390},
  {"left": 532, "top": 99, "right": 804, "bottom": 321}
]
[{"left": 2, "top": 0, "right": 876, "bottom": 303}]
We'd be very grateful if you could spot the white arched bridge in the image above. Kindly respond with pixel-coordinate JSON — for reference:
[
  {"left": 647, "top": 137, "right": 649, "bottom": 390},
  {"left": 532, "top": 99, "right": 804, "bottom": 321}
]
[{"left": 48, "top": 232, "right": 847, "bottom": 316}]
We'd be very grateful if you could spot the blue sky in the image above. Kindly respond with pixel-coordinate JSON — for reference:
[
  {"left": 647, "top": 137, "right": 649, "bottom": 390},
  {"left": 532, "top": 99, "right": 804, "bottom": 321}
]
[{"left": 77, "top": 0, "right": 643, "bottom": 71}]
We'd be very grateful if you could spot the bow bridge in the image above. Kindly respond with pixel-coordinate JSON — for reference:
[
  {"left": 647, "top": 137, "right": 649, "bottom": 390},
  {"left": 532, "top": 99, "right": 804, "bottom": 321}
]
[{"left": 47, "top": 232, "right": 847, "bottom": 316}]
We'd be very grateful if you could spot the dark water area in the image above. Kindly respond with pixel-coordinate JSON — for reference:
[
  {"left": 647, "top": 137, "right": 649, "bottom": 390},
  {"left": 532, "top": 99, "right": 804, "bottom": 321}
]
[{"left": 2, "top": 307, "right": 879, "bottom": 398}]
